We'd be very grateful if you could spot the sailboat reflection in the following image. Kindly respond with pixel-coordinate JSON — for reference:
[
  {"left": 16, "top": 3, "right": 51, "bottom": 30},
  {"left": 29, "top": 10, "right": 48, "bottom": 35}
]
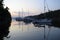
[{"left": 33, "top": 21, "right": 60, "bottom": 28}]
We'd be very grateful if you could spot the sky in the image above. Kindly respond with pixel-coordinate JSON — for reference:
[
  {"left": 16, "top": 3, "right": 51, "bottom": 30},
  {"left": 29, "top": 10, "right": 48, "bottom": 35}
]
[{"left": 3, "top": 0, "right": 60, "bottom": 17}]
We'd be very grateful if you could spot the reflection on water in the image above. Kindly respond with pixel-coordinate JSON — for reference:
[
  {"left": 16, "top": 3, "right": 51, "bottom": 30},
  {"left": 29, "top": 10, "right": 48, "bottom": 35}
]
[{"left": 4, "top": 20, "right": 60, "bottom": 40}]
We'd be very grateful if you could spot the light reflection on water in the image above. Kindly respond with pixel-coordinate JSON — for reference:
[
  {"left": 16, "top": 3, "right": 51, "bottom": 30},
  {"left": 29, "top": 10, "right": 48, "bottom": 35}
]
[{"left": 4, "top": 20, "right": 60, "bottom": 40}]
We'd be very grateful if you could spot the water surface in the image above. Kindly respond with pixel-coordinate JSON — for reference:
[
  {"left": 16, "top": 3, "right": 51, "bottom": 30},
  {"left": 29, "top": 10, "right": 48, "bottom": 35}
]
[{"left": 4, "top": 20, "right": 60, "bottom": 40}]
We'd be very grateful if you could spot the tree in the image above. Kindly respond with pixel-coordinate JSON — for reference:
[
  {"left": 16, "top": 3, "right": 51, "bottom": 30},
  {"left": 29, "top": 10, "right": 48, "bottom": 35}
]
[{"left": 0, "top": 0, "right": 12, "bottom": 40}]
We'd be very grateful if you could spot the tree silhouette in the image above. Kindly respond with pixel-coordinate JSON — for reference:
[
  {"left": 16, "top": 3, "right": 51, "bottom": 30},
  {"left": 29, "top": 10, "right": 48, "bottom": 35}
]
[{"left": 0, "top": 0, "right": 12, "bottom": 40}]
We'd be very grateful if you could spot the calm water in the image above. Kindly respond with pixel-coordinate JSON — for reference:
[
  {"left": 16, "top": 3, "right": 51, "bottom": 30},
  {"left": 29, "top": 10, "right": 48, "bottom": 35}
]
[{"left": 4, "top": 20, "right": 60, "bottom": 40}]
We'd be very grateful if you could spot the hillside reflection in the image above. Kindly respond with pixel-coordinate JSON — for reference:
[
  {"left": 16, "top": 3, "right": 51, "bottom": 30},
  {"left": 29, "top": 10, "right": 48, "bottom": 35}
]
[
  {"left": 32, "top": 22, "right": 60, "bottom": 28},
  {"left": 22, "top": 20, "right": 60, "bottom": 29}
]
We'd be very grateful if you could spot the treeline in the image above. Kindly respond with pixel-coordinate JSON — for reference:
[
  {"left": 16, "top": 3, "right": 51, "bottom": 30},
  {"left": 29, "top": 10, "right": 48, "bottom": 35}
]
[
  {"left": 34, "top": 9, "right": 60, "bottom": 27},
  {"left": 33, "top": 9, "right": 60, "bottom": 19},
  {"left": 26, "top": 9, "right": 60, "bottom": 27}
]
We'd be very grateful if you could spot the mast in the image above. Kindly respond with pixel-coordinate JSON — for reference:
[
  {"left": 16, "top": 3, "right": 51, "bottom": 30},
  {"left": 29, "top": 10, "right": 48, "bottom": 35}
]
[
  {"left": 44, "top": 0, "right": 46, "bottom": 40},
  {"left": 44, "top": 0, "right": 50, "bottom": 12},
  {"left": 44, "top": 0, "right": 50, "bottom": 40},
  {"left": 44, "top": 0, "right": 46, "bottom": 12},
  {"left": 27, "top": 9, "right": 29, "bottom": 31},
  {"left": 22, "top": 8, "right": 23, "bottom": 32},
  {"left": 19, "top": 11, "right": 20, "bottom": 28}
]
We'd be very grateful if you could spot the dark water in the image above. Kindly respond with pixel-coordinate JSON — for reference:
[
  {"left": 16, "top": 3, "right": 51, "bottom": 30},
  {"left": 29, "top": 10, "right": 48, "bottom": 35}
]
[{"left": 4, "top": 20, "right": 60, "bottom": 40}]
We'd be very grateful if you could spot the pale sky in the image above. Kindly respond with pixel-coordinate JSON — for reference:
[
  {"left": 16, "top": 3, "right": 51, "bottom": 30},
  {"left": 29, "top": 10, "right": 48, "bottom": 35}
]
[{"left": 3, "top": 0, "right": 60, "bottom": 17}]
